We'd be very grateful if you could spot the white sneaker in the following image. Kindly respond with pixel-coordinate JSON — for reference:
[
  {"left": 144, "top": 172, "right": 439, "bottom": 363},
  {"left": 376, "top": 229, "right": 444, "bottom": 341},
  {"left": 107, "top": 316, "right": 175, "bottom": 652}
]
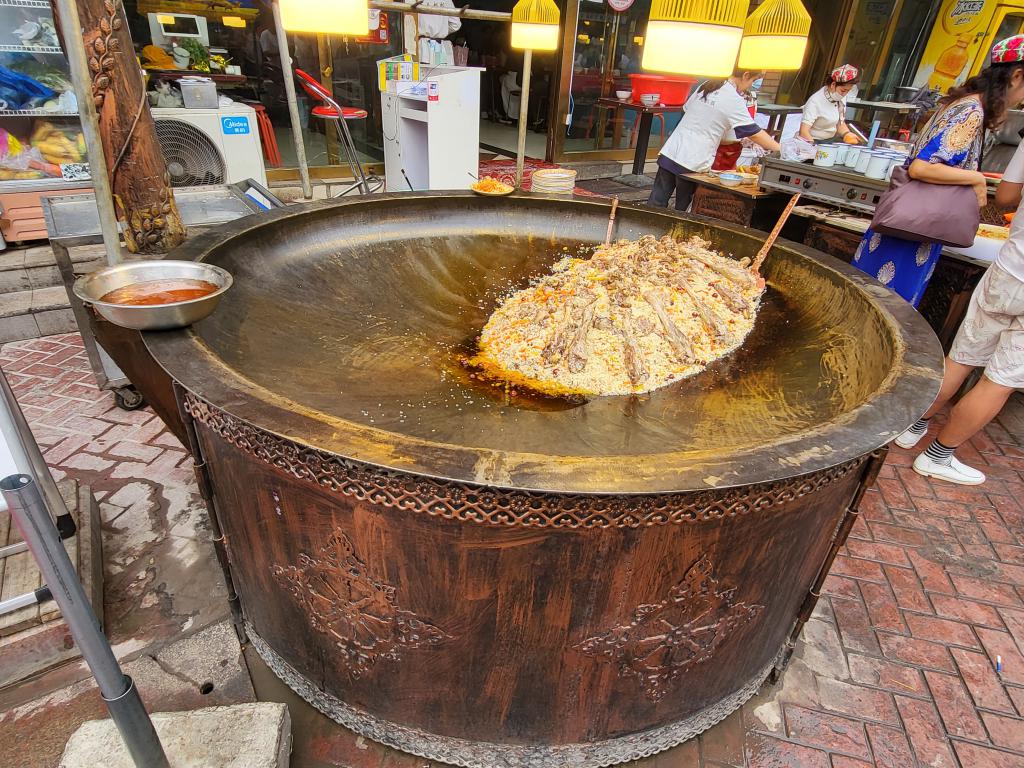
[
  {"left": 895, "top": 427, "right": 926, "bottom": 450},
  {"left": 912, "top": 453, "right": 986, "bottom": 486}
]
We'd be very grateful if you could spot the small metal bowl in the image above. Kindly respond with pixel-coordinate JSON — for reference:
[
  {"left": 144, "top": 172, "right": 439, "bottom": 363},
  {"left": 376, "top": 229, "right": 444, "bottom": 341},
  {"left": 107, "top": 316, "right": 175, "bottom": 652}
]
[{"left": 73, "top": 259, "right": 232, "bottom": 331}]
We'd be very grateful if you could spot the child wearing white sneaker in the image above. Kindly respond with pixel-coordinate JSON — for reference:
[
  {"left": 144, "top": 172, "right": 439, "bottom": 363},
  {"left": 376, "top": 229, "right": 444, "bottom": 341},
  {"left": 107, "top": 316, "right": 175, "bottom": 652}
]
[{"left": 896, "top": 102, "right": 1024, "bottom": 486}]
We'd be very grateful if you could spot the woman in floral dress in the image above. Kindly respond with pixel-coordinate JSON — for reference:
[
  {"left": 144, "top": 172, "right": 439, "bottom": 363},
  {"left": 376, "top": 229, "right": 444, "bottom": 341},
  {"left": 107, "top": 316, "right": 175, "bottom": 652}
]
[{"left": 853, "top": 36, "right": 1024, "bottom": 307}]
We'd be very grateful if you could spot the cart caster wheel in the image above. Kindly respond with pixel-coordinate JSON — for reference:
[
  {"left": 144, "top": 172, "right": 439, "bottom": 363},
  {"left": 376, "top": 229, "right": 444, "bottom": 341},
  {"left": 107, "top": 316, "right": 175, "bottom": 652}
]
[{"left": 114, "top": 387, "right": 146, "bottom": 411}]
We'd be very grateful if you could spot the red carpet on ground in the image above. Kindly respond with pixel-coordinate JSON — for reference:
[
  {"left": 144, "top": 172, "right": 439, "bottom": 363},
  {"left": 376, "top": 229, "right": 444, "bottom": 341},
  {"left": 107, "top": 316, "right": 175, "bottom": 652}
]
[{"left": 478, "top": 158, "right": 601, "bottom": 197}]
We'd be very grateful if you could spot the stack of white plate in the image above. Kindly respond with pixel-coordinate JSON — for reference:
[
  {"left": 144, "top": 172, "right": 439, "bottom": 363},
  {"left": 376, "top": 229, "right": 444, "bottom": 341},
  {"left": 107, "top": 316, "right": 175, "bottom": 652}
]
[{"left": 530, "top": 168, "right": 577, "bottom": 195}]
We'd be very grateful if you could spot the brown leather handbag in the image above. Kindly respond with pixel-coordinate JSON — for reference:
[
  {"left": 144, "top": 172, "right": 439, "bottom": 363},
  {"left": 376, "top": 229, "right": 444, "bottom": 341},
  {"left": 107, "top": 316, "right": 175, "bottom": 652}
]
[{"left": 870, "top": 165, "right": 980, "bottom": 248}]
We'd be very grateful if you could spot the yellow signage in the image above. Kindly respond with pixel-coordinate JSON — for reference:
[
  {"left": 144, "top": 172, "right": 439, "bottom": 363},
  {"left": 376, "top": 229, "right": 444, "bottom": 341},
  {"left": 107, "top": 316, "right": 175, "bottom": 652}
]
[
  {"left": 913, "top": 0, "right": 1024, "bottom": 91},
  {"left": 940, "top": 0, "right": 986, "bottom": 34}
]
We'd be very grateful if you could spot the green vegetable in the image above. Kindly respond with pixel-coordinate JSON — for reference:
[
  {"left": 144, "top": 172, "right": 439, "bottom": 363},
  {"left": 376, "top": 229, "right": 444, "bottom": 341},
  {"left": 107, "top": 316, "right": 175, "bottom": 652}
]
[{"left": 181, "top": 39, "right": 209, "bottom": 68}]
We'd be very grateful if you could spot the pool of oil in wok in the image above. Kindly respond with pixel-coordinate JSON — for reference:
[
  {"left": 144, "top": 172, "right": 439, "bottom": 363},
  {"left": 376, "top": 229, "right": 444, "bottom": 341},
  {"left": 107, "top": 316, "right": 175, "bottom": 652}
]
[{"left": 193, "top": 229, "right": 890, "bottom": 460}]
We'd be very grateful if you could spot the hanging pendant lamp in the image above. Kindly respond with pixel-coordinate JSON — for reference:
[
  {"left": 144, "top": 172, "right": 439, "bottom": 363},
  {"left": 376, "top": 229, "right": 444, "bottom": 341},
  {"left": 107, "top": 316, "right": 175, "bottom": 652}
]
[
  {"left": 738, "top": 0, "right": 811, "bottom": 71},
  {"left": 509, "top": 0, "right": 560, "bottom": 188},
  {"left": 511, "top": 0, "right": 561, "bottom": 51},
  {"left": 278, "top": 0, "right": 369, "bottom": 36},
  {"left": 641, "top": 0, "right": 748, "bottom": 76}
]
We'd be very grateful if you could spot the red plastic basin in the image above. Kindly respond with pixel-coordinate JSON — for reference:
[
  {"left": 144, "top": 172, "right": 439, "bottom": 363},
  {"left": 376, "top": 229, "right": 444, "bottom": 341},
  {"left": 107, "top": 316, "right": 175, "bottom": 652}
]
[{"left": 629, "top": 74, "right": 697, "bottom": 106}]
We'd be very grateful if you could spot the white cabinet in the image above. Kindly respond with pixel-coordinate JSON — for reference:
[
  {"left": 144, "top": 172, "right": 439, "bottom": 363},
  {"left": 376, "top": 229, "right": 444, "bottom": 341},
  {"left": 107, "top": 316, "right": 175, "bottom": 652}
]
[{"left": 381, "top": 67, "right": 481, "bottom": 192}]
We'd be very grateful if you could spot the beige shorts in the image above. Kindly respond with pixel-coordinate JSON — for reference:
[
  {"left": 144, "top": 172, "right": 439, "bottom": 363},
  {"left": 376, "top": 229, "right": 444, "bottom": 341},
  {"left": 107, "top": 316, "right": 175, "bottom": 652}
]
[{"left": 949, "top": 263, "right": 1024, "bottom": 389}]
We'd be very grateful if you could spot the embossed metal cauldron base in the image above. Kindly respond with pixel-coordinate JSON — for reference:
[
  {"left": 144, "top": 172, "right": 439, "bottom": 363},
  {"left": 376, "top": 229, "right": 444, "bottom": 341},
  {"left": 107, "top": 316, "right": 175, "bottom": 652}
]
[
  {"left": 248, "top": 624, "right": 785, "bottom": 768},
  {"left": 139, "top": 193, "right": 943, "bottom": 767}
]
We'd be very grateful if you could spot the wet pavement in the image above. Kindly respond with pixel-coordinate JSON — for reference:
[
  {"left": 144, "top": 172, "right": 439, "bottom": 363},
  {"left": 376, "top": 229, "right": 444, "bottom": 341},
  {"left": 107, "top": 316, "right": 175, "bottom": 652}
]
[{"left": 2, "top": 333, "right": 1024, "bottom": 767}]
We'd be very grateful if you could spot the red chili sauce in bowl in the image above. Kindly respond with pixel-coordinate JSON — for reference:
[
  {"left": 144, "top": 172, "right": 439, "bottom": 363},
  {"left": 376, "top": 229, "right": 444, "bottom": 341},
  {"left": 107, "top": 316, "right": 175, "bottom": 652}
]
[{"left": 99, "top": 279, "right": 220, "bottom": 306}]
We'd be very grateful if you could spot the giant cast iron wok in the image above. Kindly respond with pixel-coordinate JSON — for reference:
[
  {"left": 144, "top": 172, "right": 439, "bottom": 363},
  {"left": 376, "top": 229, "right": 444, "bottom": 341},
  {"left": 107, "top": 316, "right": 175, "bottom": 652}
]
[{"left": 141, "top": 193, "right": 941, "bottom": 767}]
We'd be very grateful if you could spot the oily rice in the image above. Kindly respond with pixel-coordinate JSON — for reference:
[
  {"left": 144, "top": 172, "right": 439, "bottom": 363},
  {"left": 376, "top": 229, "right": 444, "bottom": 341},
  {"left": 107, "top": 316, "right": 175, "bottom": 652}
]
[{"left": 474, "top": 235, "right": 764, "bottom": 396}]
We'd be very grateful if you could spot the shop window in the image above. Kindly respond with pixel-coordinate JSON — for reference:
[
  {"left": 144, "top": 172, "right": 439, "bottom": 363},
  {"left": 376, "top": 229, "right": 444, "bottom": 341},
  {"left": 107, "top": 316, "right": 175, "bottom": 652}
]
[{"left": 130, "top": 0, "right": 401, "bottom": 174}]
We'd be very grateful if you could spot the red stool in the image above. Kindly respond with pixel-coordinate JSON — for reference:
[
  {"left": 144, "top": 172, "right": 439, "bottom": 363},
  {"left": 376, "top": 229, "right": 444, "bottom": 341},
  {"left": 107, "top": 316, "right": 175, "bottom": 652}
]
[
  {"left": 294, "top": 68, "right": 376, "bottom": 195},
  {"left": 243, "top": 102, "right": 281, "bottom": 167}
]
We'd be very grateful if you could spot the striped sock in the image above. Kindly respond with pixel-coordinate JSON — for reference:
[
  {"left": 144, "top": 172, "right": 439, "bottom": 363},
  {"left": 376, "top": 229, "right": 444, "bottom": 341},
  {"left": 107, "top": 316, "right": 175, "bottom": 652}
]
[
  {"left": 907, "top": 417, "right": 929, "bottom": 436},
  {"left": 924, "top": 439, "right": 955, "bottom": 465}
]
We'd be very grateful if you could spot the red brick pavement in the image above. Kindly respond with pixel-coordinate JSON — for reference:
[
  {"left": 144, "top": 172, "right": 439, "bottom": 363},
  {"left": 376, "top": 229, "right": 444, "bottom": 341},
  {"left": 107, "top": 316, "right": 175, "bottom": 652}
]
[
  {"left": 4, "top": 334, "right": 1024, "bottom": 768},
  {"left": 0, "top": 334, "right": 227, "bottom": 657}
]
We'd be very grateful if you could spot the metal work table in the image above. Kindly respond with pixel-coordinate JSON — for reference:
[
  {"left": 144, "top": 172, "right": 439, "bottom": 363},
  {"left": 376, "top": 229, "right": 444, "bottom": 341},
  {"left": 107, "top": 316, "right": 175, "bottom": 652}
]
[
  {"left": 42, "top": 185, "right": 274, "bottom": 409},
  {"left": 756, "top": 103, "right": 803, "bottom": 137},
  {"left": 847, "top": 99, "right": 917, "bottom": 134}
]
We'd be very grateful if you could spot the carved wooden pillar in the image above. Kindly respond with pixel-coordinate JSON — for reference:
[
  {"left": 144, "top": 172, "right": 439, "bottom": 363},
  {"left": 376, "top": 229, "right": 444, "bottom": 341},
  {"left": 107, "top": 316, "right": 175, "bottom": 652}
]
[{"left": 57, "top": 0, "right": 186, "bottom": 253}]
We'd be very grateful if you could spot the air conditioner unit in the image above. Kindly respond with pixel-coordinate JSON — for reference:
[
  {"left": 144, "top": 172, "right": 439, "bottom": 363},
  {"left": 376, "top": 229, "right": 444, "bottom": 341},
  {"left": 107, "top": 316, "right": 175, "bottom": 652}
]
[{"left": 151, "top": 106, "right": 267, "bottom": 188}]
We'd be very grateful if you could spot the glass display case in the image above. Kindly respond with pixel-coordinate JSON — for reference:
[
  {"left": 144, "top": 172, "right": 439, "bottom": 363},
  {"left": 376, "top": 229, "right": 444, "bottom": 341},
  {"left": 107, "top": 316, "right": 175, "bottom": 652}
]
[{"left": 0, "top": 0, "right": 91, "bottom": 246}]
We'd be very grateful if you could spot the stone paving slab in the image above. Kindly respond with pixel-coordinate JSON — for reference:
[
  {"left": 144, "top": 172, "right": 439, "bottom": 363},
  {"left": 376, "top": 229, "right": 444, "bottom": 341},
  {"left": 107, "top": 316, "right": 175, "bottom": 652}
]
[
  {"left": 59, "top": 702, "right": 290, "bottom": 768},
  {"left": 1, "top": 334, "right": 1024, "bottom": 767},
  {"left": 1, "top": 621, "right": 254, "bottom": 768}
]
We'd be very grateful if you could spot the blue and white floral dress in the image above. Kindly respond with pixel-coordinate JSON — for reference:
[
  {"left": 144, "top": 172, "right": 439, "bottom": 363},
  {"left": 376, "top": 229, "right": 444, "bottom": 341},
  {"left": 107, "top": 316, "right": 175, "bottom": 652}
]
[{"left": 854, "top": 98, "right": 984, "bottom": 307}]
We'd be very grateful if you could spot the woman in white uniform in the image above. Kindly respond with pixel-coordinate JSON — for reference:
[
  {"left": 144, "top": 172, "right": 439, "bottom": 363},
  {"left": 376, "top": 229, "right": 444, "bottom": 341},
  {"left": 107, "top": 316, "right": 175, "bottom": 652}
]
[
  {"left": 799, "top": 64, "right": 861, "bottom": 144},
  {"left": 648, "top": 69, "right": 780, "bottom": 211}
]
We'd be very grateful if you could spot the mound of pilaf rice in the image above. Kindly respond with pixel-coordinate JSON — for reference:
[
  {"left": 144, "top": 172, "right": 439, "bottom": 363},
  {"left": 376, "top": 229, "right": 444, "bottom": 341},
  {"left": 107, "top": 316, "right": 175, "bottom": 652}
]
[{"left": 474, "top": 235, "right": 764, "bottom": 396}]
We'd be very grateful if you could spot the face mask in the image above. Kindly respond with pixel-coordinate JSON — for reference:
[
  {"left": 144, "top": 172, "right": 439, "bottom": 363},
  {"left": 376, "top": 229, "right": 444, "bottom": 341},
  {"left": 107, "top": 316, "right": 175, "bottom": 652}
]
[{"left": 751, "top": 78, "right": 763, "bottom": 91}]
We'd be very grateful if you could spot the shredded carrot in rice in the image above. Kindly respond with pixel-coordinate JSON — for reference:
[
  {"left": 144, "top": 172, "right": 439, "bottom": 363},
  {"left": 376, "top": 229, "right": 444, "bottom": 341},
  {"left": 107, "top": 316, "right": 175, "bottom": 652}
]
[{"left": 472, "top": 177, "right": 513, "bottom": 194}]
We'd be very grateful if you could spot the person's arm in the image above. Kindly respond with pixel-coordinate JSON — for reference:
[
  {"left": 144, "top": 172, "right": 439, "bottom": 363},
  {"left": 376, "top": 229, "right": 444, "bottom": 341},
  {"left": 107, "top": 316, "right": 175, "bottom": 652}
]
[
  {"left": 995, "top": 180, "right": 1023, "bottom": 211},
  {"left": 996, "top": 141, "right": 1024, "bottom": 210},
  {"left": 733, "top": 123, "right": 779, "bottom": 153},
  {"left": 836, "top": 120, "right": 859, "bottom": 142},
  {"left": 748, "top": 130, "right": 781, "bottom": 152},
  {"left": 908, "top": 159, "right": 987, "bottom": 206},
  {"left": 799, "top": 97, "right": 820, "bottom": 142}
]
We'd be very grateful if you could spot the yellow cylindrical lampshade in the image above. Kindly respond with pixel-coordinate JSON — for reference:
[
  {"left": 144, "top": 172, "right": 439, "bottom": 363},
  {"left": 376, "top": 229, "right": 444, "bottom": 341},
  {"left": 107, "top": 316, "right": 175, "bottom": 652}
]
[
  {"left": 738, "top": 35, "right": 808, "bottom": 70},
  {"left": 737, "top": 0, "right": 811, "bottom": 70},
  {"left": 512, "top": 22, "right": 560, "bottom": 50},
  {"left": 279, "top": 0, "right": 369, "bottom": 36},
  {"left": 641, "top": 0, "right": 748, "bottom": 76},
  {"left": 511, "top": 0, "right": 560, "bottom": 51},
  {"left": 642, "top": 21, "right": 744, "bottom": 76}
]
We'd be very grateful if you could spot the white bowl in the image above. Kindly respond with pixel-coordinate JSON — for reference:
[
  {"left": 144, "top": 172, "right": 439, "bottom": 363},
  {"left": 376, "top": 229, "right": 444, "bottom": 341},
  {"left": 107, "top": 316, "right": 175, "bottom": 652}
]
[
  {"left": 616, "top": 90, "right": 631, "bottom": 100},
  {"left": 719, "top": 173, "right": 742, "bottom": 187},
  {"left": 640, "top": 93, "right": 659, "bottom": 106}
]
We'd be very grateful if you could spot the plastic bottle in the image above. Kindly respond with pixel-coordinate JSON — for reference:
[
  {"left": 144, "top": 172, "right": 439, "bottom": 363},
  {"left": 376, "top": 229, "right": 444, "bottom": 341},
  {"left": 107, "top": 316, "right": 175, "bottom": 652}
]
[{"left": 929, "top": 34, "right": 972, "bottom": 92}]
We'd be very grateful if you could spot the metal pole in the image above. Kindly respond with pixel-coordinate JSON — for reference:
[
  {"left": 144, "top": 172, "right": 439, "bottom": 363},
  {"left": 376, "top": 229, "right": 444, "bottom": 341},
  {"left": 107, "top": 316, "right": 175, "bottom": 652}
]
[
  {"left": 272, "top": 0, "right": 314, "bottom": 200},
  {"left": 0, "top": 474, "right": 169, "bottom": 768},
  {"left": 516, "top": 47, "right": 532, "bottom": 188},
  {"left": 52, "top": 0, "right": 122, "bottom": 266},
  {"left": 371, "top": 0, "right": 511, "bottom": 22},
  {"left": 0, "top": 367, "right": 70, "bottom": 524}
]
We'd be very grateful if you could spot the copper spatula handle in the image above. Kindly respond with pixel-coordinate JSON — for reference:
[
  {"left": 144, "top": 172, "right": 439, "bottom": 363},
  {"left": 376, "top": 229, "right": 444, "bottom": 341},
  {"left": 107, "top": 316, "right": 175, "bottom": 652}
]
[
  {"left": 604, "top": 197, "right": 620, "bottom": 246},
  {"left": 753, "top": 193, "right": 801, "bottom": 273}
]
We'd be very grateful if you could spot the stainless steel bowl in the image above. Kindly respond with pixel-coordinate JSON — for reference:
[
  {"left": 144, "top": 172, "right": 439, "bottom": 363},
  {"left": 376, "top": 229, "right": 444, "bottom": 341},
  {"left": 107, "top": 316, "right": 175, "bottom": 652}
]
[
  {"left": 73, "top": 259, "right": 232, "bottom": 331},
  {"left": 872, "top": 137, "right": 914, "bottom": 154}
]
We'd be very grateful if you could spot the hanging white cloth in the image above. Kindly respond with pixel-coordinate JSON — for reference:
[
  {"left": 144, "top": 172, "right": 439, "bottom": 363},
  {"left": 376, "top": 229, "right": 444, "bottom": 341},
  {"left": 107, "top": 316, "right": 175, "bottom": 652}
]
[{"left": 416, "top": 0, "right": 461, "bottom": 40}]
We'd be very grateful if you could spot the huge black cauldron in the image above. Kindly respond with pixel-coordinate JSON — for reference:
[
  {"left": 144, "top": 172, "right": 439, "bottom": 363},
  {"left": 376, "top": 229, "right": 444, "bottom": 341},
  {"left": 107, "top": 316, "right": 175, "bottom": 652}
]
[{"left": 137, "top": 193, "right": 941, "bottom": 767}]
